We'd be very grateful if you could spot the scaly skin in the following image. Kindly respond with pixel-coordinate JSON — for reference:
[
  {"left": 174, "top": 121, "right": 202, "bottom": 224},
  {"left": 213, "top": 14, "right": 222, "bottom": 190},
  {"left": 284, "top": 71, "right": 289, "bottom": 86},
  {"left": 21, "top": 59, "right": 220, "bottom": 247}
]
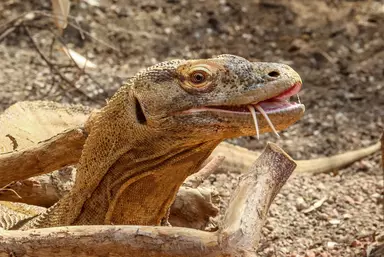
[{"left": 2, "top": 55, "right": 305, "bottom": 229}]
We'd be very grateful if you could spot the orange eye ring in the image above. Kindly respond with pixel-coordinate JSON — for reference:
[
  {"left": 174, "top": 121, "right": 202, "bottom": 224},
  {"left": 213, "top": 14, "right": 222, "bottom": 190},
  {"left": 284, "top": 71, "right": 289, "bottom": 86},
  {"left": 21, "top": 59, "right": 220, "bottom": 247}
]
[{"left": 177, "top": 61, "right": 224, "bottom": 93}]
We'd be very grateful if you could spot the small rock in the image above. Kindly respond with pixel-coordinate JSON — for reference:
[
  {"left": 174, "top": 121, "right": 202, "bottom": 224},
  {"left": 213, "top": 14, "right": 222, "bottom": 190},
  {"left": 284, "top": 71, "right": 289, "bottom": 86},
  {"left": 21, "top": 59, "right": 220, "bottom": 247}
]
[
  {"left": 318, "top": 212, "right": 329, "bottom": 220},
  {"left": 351, "top": 240, "right": 362, "bottom": 247},
  {"left": 329, "top": 219, "right": 341, "bottom": 225},
  {"left": 218, "top": 190, "right": 230, "bottom": 197},
  {"left": 305, "top": 250, "right": 316, "bottom": 257},
  {"left": 344, "top": 195, "right": 355, "bottom": 205},
  {"left": 326, "top": 241, "right": 338, "bottom": 249},
  {"left": 280, "top": 247, "right": 289, "bottom": 254},
  {"left": 296, "top": 197, "right": 307, "bottom": 211},
  {"left": 25, "top": 12, "right": 36, "bottom": 20},
  {"left": 263, "top": 247, "right": 275, "bottom": 256},
  {"left": 264, "top": 223, "right": 274, "bottom": 231},
  {"left": 353, "top": 195, "right": 365, "bottom": 204},
  {"left": 331, "top": 209, "right": 339, "bottom": 217}
]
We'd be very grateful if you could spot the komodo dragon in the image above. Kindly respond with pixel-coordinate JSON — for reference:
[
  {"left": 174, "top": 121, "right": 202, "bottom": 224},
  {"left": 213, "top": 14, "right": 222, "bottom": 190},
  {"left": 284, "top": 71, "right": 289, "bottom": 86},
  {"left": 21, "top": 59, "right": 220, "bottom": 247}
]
[
  {"left": 0, "top": 54, "right": 305, "bottom": 229},
  {"left": 0, "top": 55, "right": 380, "bottom": 231}
]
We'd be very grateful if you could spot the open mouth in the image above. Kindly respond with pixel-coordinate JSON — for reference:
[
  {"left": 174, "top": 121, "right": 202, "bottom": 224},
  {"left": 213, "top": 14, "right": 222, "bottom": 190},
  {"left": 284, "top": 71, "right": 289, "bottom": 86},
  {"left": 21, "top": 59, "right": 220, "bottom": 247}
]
[
  {"left": 201, "top": 82, "right": 302, "bottom": 114},
  {"left": 183, "top": 82, "right": 303, "bottom": 139},
  {"left": 247, "top": 82, "right": 302, "bottom": 139}
]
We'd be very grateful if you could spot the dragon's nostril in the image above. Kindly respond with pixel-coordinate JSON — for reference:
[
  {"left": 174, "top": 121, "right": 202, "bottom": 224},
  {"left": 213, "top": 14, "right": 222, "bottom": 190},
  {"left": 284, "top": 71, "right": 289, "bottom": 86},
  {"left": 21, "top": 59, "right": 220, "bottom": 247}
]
[{"left": 268, "top": 71, "right": 280, "bottom": 78}]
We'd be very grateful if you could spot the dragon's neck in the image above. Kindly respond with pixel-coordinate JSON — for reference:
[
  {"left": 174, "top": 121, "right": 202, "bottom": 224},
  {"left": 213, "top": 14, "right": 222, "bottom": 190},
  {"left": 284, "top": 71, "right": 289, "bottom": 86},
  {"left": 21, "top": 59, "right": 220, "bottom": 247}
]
[
  {"left": 23, "top": 89, "right": 220, "bottom": 229},
  {"left": 27, "top": 140, "right": 218, "bottom": 229},
  {"left": 74, "top": 140, "right": 218, "bottom": 226}
]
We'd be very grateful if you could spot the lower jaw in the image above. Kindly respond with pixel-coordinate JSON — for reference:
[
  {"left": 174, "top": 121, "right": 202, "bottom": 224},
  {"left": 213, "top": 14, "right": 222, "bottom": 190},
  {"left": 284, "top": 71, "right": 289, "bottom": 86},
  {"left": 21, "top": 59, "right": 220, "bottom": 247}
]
[
  {"left": 176, "top": 104, "right": 305, "bottom": 134},
  {"left": 236, "top": 106, "right": 305, "bottom": 137},
  {"left": 187, "top": 102, "right": 304, "bottom": 115}
]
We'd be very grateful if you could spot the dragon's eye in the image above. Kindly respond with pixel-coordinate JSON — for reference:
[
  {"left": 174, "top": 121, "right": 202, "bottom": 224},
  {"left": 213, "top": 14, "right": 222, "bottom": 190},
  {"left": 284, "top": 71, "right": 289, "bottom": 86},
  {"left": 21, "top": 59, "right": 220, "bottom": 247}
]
[
  {"left": 190, "top": 71, "right": 208, "bottom": 84},
  {"left": 177, "top": 61, "right": 224, "bottom": 93}
]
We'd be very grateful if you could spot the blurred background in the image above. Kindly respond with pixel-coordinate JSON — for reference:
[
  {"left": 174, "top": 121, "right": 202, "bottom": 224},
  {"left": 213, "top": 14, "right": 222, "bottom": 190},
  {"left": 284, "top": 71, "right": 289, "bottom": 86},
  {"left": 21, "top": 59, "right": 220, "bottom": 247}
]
[{"left": 0, "top": 0, "right": 383, "bottom": 256}]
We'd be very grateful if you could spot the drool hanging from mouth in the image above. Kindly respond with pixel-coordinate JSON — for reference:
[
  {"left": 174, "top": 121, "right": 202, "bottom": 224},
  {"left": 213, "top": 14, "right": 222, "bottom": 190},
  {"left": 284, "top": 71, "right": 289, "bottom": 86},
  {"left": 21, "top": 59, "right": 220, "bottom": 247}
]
[{"left": 247, "top": 104, "right": 280, "bottom": 139}]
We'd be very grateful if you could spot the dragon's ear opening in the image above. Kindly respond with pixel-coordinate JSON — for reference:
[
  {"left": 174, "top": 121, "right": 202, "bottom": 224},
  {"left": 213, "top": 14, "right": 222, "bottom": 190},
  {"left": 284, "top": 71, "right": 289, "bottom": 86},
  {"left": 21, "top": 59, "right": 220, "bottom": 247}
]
[{"left": 134, "top": 97, "right": 147, "bottom": 125}]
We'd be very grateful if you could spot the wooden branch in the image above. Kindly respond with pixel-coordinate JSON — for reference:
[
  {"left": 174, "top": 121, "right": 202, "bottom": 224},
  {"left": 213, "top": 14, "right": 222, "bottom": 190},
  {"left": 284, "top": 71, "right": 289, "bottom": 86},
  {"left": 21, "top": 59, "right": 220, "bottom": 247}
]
[
  {"left": 0, "top": 129, "right": 86, "bottom": 187},
  {"left": 0, "top": 142, "right": 296, "bottom": 256},
  {"left": 295, "top": 141, "right": 381, "bottom": 174},
  {"left": 0, "top": 169, "right": 75, "bottom": 207},
  {"left": 220, "top": 143, "right": 296, "bottom": 256},
  {"left": 209, "top": 141, "right": 381, "bottom": 174},
  {"left": 208, "top": 142, "right": 258, "bottom": 173},
  {"left": 0, "top": 226, "right": 221, "bottom": 257},
  {"left": 169, "top": 186, "right": 219, "bottom": 230},
  {"left": 185, "top": 155, "right": 225, "bottom": 188}
]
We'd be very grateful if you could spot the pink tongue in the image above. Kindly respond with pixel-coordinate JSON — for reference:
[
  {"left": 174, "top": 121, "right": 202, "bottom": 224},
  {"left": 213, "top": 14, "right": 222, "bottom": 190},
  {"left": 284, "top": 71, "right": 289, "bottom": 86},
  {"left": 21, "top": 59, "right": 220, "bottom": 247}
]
[{"left": 274, "top": 82, "right": 302, "bottom": 100}]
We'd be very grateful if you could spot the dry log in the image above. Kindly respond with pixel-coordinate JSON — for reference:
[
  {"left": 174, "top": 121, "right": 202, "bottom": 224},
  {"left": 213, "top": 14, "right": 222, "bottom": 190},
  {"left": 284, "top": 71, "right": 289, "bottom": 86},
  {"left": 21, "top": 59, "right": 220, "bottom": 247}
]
[
  {"left": 0, "top": 226, "right": 221, "bottom": 257},
  {"left": 0, "top": 168, "right": 75, "bottom": 207},
  {"left": 169, "top": 186, "right": 219, "bottom": 230},
  {"left": 294, "top": 141, "right": 381, "bottom": 174},
  {"left": 0, "top": 143, "right": 295, "bottom": 257},
  {"left": 184, "top": 155, "right": 225, "bottom": 188},
  {"left": 219, "top": 142, "right": 296, "bottom": 255},
  {"left": 209, "top": 141, "right": 381, "bottom": 174},
  {"left": 0, "top": 129, "right": 86, "bottom": 187}
]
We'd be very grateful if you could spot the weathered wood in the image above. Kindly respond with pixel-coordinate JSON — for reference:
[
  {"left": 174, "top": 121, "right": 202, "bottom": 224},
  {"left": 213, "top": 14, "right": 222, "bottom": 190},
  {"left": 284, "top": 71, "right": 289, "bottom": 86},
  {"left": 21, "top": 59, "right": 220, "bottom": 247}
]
[
  {"left": 0, "top": 226, "right": 222, "bottom": 257},
  {"left": 0, "top": 129, "right": 87, "bottom": 187},
  {"left": 169, "top": 186, "right": 219, "bottom": 229},
  {"left": 209, "top": 141, "right": 381, "bottom": 174},
  {"left": 0, "top": 169, "right": 75, "bottom": 207},
  {"left": 294, "top": 141, "right": 381, "bottom": 174},
  {"left": 184, "top": 155, "right": 225, "bottom": 188},
  {"left": 219, "top": 143, "right": 296, "bottom": 256}
]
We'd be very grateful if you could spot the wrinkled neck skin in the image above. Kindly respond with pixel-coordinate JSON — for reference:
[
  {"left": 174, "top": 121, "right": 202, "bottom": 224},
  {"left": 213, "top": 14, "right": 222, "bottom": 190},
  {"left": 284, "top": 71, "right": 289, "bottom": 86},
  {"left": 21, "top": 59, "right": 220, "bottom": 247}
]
[
  {"left": 71, "top": 128, "right": 220, "bottom": 226},
  {"left": 28, "top": 86, "right": 221, "bottom": 228}
]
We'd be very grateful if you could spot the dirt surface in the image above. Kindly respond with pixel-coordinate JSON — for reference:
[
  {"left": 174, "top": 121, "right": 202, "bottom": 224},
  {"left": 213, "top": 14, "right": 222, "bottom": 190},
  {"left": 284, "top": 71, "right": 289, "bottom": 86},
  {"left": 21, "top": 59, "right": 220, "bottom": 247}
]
[{"left": 0, "top": 0, "right": 383, "bottom": 256}]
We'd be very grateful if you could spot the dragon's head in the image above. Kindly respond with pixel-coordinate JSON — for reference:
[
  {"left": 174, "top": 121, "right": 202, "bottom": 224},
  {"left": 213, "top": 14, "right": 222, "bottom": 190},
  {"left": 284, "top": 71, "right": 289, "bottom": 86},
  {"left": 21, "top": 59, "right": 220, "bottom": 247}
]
[{"left": 130, "top": 54, "right": 304, "bottom": 140}]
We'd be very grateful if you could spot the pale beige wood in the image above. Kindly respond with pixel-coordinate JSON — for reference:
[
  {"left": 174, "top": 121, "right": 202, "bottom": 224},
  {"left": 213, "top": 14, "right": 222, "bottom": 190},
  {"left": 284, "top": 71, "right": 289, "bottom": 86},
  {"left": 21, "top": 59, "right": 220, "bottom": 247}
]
[{"left": 0, "top": 129, "right": 86, "bottom": 187}]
